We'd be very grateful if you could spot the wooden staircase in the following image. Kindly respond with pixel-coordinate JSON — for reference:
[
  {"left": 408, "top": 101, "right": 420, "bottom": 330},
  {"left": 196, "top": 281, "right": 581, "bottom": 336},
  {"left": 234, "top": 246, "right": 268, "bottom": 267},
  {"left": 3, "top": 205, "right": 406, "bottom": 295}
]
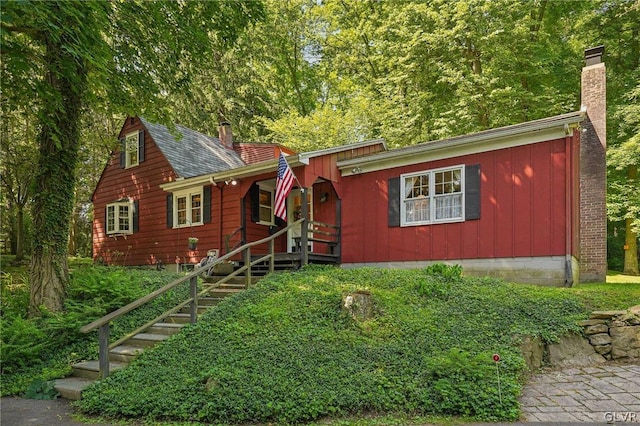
[
  {"left": 56, "top": 219, "right": 333, "bottom": 400},
  {"left": 54, "top": 278, "right": 247, "bottom": 400}
]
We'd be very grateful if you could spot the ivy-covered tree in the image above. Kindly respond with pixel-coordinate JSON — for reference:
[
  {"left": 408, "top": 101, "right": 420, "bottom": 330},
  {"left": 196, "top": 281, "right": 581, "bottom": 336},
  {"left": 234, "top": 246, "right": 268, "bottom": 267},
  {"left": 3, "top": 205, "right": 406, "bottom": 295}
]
[{"left": 1, "top": 0, "right": 264, "bottom": 315}]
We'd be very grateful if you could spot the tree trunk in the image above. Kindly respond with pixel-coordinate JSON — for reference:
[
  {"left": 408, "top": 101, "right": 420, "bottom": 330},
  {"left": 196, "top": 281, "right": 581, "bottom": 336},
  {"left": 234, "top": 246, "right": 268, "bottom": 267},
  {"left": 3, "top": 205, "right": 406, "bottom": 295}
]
[
  {"left": 28, "top": 20, "right": 87, "bottom": 316},
  {"left": 29, "top": 249, "right": 69, "bottom": 315},
  {"left": 15, "top": 205, "right": 24, "bottom": 262},
  {"left": 623, "top": 165, "right": 639, "bottom": 275}
]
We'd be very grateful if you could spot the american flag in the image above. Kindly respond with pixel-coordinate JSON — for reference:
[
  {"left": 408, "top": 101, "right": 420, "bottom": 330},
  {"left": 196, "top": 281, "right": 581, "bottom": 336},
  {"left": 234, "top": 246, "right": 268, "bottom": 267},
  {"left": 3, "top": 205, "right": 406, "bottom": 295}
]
[{"left": 274, "top": 153, "right": 295, "bottom": 220}]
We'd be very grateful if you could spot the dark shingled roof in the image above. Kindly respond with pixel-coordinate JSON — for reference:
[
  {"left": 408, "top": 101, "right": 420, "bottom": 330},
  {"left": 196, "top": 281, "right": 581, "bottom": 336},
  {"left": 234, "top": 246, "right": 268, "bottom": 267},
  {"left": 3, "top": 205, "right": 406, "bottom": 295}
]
[{"left": 140, "top": 117, "right": 246, "bottom": 178}]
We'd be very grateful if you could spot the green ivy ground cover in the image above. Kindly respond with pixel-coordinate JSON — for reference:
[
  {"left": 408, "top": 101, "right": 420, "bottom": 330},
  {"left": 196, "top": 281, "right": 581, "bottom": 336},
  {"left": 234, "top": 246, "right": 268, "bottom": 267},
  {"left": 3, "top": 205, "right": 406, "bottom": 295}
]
[{"left": 77, "top": 265, "right": 589, "bottom": 424}]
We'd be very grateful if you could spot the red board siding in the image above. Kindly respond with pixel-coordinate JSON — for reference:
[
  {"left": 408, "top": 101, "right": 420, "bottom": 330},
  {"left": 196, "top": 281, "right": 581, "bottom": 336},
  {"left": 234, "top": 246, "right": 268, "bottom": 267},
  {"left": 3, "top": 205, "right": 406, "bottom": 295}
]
[
  {"left": 340, "top": 139, "right": 569, "bottom": 264},
  {"left": 93, "top": 118, "right": 219, "bottom": 266}
]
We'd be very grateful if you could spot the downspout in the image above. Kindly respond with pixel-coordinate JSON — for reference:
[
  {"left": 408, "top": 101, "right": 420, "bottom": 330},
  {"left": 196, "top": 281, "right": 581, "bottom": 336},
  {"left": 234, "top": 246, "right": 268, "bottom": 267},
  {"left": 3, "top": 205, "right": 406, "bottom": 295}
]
[
  {"left": 217, "top": 184, "right": 224, "bottom": 254},
  {"left": 565, "top": 133, "right": 574, "bottom": 287}
]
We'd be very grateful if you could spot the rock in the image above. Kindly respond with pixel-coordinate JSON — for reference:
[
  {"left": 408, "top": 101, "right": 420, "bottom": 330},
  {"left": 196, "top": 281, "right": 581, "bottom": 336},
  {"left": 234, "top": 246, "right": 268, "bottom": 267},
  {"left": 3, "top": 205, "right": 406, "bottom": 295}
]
[
  {"left": 520, "top": 335, "right": 544, "bottom": 370},
  {"left": 629, "top": 305, "right": 640, "bottom": 314},
  {"left": 583, "top": 324, "right": 609, "bottom": 335},
  {"left": 610, "top": 326, "right": 640, "bottom": 360},
  {"left": 593, "top": 344, "right": 612, "bottom": 355},
  {"left": 590, "top": 310, "right": 626, "bottom": 320},
  {"left": 547, "top": 333, "right": 606, "bottom": 367},
  {"left": 588, "top": 333, "right": 612, "bottom": 346},
  {"left": 611, "top": 312, "right": 640, "bottom": 327},
  {"left": 577, "top": 319, "right": 607, "bottom": 327}
]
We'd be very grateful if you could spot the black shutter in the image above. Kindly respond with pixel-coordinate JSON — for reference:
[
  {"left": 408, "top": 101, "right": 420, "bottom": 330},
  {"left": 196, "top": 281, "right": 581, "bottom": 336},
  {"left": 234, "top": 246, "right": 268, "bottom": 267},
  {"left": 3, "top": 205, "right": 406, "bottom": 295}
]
[
  {"left": 138, "top": 130, "right": 145, "bottom": 163},
  {"left": 388, "top": 177, "right": 400, "bottom": 227},
  {"left": 133, "top": 200, "right": 139, "bottom": 232},
  {"left": 250, "top": 184, "right": 260, "bottom": 223},
  {"left": 166, "top": 194, "right": 173, "bottom": 228},
  {"left": 465, "top": 164, "right": 481, "bottom": 220},
  {"left": 119, "top": 137, "right": 126, "bottom": 168},
  {"left": 203, "top": 185, "right": 212, "bottom": 224}
]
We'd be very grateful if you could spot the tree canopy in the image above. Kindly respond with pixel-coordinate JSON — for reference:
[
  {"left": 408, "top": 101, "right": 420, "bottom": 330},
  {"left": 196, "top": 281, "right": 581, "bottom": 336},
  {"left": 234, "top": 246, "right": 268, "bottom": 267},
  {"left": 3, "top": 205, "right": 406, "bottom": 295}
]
[{"left": 1, "top": 0, "right": 638, "bottom": 310}]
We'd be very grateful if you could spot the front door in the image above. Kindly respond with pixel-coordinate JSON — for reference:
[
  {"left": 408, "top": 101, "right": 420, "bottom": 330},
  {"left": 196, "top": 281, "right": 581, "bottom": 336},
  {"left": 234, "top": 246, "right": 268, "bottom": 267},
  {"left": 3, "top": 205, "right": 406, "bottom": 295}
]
[{"left": 287, "top": 188, "right": 312, "bottom": 252}]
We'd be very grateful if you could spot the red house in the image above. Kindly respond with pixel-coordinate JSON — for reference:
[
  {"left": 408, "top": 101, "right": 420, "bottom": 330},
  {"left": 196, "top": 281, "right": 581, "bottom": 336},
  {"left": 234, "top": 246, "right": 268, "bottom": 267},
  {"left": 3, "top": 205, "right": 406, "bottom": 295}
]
[{"left": 92, "top": 47, "right": 607, "bottom": 285}]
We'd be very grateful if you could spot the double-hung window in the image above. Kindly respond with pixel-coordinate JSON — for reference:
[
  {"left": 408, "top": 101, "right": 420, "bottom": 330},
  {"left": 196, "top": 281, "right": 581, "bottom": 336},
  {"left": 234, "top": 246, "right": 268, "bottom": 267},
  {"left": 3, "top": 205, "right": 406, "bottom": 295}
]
[
  {"left": 174, "top": 189, "right": 203, "bottom": 227},
  {"left": 400, "top": 165, "right": 465, "bottom": 226},
  {"left": 258, "top": 183, "right": 274, "bottom": 225},
  {"left": 106, "top": 201, "right": 134, "bottom": 234}
]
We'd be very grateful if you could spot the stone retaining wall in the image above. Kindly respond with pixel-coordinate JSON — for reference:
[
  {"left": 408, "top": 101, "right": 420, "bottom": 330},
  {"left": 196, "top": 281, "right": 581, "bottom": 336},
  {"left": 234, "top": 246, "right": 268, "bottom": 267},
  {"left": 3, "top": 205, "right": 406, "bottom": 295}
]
[
  {"left": 578, "top": 308, "right": 640, "bottom": 360},
  {"left": 521, "top": 305, "right": 639, "bottom": 370}
]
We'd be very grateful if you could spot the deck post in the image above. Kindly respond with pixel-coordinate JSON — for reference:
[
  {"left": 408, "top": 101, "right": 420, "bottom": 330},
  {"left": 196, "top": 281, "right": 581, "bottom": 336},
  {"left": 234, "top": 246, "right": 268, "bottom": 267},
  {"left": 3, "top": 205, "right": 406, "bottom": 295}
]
[
  {"left": 189, "top": 275, "right": 198, "bottom": 324},
  {"left": 98, "top": 323, "right": 110, "bottom": 379},
  {"left": 245, "top": 246, "right": 252, "bottom": 288},
  {"left": 301, "top": 187, "right": 309, "bottom": 266}
]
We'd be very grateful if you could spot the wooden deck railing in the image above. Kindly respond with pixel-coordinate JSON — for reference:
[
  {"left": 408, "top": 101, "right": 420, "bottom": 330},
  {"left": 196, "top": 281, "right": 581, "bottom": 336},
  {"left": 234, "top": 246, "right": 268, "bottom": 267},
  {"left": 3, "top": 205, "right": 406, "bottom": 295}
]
[{"left": 79, "top": 219, "right": 304, "bottom": 379}]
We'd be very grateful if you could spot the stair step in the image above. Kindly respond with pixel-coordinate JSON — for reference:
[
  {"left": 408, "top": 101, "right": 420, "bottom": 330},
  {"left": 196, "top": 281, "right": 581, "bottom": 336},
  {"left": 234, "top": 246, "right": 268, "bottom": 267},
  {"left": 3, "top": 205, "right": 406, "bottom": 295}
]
[
  {"left": 127, "top": 332, "right": 170, "bottom": 348},
  {"left": 165, "top": 313, "right": 193, "bottom": 324},
  {"left": 199, "top": 296, "right": 225, "bottom": 306},
  {"left": 54, "top": 377, "right": 94, "bottom": 400},
  {"left": 109, "top": 345, "right": 145, "bottom": 363},
  {"left": 207, "top": 288, "right": 244, "bottom": 297},
  {"left": 180, "top": 305, "right": 212, "bottom": 315},
  {"left": 147, "top": 322, "right": 185, "bottom": 335},
  {"left": 71, "top": 360, "right": 127, "bottom": 380},
  {"left": 203, "top": 276, "right": 247, "bottom": 285}
]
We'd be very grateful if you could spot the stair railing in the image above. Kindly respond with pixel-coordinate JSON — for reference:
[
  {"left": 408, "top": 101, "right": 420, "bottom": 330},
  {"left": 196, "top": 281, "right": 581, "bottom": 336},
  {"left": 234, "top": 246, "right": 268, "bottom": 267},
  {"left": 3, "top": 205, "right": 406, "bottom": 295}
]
[{"left": 79, "top": 218, "right": 304, "bottom": 379}]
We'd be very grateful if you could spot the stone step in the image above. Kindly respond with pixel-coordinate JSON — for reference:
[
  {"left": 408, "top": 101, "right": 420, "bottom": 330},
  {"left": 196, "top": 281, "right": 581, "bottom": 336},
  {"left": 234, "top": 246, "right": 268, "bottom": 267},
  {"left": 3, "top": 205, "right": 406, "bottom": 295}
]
[
  {"left": 199, "top": 296, "right": 225, "bottom": 306},
  {"left": 109, "top": 345, "right": 145, "bottom": 363},
  {"left": 147, "top": 322, "right": 185, "bottom": 335},
  {"left": 71, "top": 360, "right": 127, "bottom": 380},
  {"left": 165, "top": 313, "right": 193, "bottom": 324},
  {"left": 180, "top": 305, "right": 212, "bottom": 315},
  {"left": 203, "top": 275, "right": 246, "bottom": 285},
  {"left": 54, "top": 377, "right": 95, "bottom": 400},
  {"left": 127, "top": 333, "right": 170, "bottom": 348},
  {"left": 206, "top": 288, "right": 244, "bottom": 298}
]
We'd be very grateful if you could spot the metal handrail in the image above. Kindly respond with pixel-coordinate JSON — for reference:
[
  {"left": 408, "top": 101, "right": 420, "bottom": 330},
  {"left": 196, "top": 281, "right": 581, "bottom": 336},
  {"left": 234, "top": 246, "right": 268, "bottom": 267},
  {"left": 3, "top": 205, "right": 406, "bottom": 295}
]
[{"left": 79, "top": 218, "right": 304, "bottom": 378}]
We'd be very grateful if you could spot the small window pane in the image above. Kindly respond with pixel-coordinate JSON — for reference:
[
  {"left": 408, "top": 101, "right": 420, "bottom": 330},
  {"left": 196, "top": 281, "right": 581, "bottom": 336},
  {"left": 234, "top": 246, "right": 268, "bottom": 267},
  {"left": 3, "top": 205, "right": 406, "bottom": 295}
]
[
  {"left": 177, "top": 196, "right": 187, "bottom": 225},
  {"left": 191, "top": 194, "right": 201, "bottom": 223},
  {"left": 107, "top": 206, "right": 115, "bottom": 232}
]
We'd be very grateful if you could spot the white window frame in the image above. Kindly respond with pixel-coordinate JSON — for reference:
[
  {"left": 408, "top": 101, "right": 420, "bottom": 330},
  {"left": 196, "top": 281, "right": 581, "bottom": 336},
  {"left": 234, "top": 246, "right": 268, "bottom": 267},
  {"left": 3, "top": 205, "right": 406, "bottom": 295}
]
[
  {"left": 257, "top": 182, "right": 275, "bottom": 226},
  {"left": 400, "top": 165, "right": 465, "bottom": 227},
  {"left": 124, "top": 131, "right": 139, "bottom": 168},
  {"left": 106, "top": 200, "right": 134, "bottom": 235},
  {"left": 173, "top": 188, "right": 204, "bottom": 228}
]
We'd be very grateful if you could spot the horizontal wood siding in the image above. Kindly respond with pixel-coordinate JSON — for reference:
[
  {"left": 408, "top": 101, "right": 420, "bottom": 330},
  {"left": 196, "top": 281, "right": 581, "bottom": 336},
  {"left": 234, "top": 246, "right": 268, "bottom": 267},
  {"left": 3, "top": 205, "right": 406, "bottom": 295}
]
[
  {"left": 234, "top": 143, "right": 280, "bottom": 164},
  {"left": 93, "top": 118, "right": 219, "bottom": 266},
  {"left": 340, "top": 139, "right": 570, "bottom": 264}
]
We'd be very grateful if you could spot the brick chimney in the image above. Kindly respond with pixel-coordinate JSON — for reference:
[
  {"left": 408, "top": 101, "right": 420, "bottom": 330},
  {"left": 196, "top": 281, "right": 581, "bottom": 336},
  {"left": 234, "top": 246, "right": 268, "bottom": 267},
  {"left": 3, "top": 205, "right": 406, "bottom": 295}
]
[
  {"left": 218, "top": 122, "right": 233, "bottom": 149},
  {"left": 579, "top": 46, "right": 607, "bottom": 282}
]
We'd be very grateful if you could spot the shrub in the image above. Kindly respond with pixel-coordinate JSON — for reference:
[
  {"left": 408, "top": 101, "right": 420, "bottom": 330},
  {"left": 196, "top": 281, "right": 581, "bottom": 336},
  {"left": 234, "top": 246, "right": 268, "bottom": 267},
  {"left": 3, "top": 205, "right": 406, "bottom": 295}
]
[
  {"left": 0, "top": 316, "right": 49, "bottom": 374},
  {"left": 1, "top": 265, "right": 187, "bottom": 396}
]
